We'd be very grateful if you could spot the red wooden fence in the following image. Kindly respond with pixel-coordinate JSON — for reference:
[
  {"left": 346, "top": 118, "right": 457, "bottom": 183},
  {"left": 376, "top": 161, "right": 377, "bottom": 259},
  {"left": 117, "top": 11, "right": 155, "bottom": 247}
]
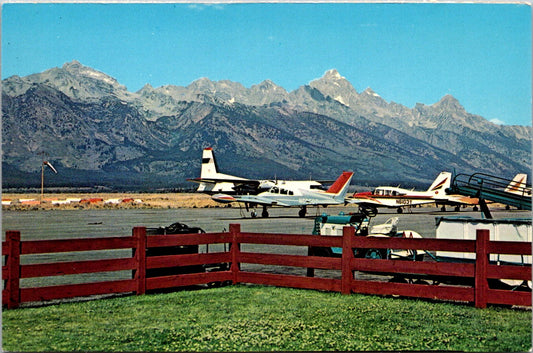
[{"left": 3, "top": 224, "right": 531, "bottom": 309}]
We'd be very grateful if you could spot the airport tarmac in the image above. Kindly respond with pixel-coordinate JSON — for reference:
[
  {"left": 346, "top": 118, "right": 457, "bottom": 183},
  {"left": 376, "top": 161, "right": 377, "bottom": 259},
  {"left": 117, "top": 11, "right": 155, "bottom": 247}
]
[
  {"left": 2, "top": 205, "right": 530, "bottom": 292},
  {"left": 2, "top": 205, "right": 530, "bottom": 240}
]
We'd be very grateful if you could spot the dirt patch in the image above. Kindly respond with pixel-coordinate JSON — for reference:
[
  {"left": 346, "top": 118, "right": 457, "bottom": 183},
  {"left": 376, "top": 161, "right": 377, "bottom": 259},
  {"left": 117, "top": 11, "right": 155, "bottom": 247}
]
[{"left": 1, "top": 193, "right": 222, "bottom": 211}]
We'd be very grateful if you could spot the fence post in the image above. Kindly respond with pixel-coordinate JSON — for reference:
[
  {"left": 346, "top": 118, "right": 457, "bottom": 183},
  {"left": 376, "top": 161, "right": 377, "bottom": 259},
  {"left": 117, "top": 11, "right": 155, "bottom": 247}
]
[
  {"left": 6, "top": 231, "right": 21, "bottom": 309},
  {"left": 306, "top": 246, "right": 315, "bottom": 278},
  {"left": 475, "top": 229, "right": 489, "bottom": 308},
  {"left": 133, "top": 227, "right": 146, "bottom": 295},
  {"left": 230, "top": 224, "right": 241, "bottom": 285},
  {"left": 341, "top": 226, "right": 355, "bottom": 294}
]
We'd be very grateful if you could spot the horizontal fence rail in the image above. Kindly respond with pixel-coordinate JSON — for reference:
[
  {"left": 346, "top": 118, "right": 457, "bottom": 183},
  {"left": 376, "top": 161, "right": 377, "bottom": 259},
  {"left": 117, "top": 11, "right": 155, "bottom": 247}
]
[{"left": 3, "top": 224, "right": 531, "bottom": 309}]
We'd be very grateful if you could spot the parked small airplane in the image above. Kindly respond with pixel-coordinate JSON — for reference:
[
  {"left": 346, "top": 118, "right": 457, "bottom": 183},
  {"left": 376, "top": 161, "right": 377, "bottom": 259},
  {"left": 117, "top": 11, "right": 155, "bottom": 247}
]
[
  {"left": 347, "top": 171, "right": 481, "bottom": 214},
  {"left": 211, "top": 171, "right": 354, "bottom": 218},
  {"left": 346, "top": 172, "right": 450, "bottom": 214},
  {"left": 187, "top": 148, "right": 327, "bottom": 196}
]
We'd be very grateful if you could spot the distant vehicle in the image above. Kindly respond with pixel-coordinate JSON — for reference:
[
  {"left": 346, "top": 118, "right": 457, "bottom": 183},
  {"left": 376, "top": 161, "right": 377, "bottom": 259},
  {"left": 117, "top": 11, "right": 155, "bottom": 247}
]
[
  {"left": 213, "top": 171, "right": 354, "bottom": 218},
  {"left": 309, "top": 211, "right": 424, "bottom": 260},
  {"left": 435, "top": 216, "right": 531, "bottom": 289},
  {"left": 145, "top": 222, "right": 229, "bottom": 285},
  {"left": 187, "top": 147, "right": 327, "bottom": 197}
]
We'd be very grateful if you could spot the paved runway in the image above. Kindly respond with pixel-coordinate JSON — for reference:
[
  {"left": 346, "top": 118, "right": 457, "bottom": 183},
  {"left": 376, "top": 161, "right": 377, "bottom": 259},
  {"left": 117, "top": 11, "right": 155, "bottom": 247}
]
[
  {"left": 3, "top": 205, "right": 530, "bottom": 240},
  {"left": 2, "top": 205, "right": 530, "bottom": 290}
]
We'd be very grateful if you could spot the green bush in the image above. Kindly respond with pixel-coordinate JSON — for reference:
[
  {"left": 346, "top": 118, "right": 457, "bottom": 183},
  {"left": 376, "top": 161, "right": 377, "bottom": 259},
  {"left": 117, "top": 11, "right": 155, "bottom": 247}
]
[{"left": 3, "top": 285, "right": 531, "bottom": 351}]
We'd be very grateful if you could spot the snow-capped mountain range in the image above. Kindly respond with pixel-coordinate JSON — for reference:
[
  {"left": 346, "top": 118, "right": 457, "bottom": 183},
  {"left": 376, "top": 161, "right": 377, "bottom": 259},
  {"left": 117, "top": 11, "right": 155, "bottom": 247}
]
[{"left": 2, "top": 61, "right": 530, "bottom": 190}]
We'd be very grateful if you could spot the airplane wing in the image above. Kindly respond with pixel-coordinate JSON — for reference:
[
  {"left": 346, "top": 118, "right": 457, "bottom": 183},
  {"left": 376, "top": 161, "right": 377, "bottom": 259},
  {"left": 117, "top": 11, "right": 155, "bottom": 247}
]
[
  {"left": 233, "top": 195, "right": 293, "bottom": 207},
  {"left": 346, "top": 193, "right": 384, "bottom": 206},
  {"left": 187, "top": 178, "right": 260, "bottom": 186},
  {"left": 434, "top": 194, "right": 479, "bottom": 206}
]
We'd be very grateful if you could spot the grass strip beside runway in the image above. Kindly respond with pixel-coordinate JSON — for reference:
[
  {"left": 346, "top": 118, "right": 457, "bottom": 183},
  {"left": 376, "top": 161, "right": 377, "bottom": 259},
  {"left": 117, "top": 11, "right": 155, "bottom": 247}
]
[{"left": 3, "top": 285, "right": 531, "bottom": 352}]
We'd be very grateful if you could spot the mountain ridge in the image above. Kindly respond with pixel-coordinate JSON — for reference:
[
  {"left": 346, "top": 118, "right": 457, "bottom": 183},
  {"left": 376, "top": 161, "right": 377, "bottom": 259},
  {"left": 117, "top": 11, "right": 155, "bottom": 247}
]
[{"left": 2, "top": 61, "right": 530, "bottom": 190}]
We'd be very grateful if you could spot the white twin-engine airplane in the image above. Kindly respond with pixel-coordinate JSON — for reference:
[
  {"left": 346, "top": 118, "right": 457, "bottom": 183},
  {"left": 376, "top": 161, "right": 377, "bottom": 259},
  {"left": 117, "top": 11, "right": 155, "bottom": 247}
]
[
  {"left": 214, "top": 171, "right": 354, "bottom": 218},
  {"left": 187, "top": 148, "right": 328, "bottom": 197},
  {"left": 346, "top": 171, "right": 479, "bottom": 214}
]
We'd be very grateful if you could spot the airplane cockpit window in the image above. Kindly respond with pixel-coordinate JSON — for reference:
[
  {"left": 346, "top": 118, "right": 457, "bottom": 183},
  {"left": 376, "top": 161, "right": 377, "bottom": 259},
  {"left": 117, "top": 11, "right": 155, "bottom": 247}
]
[
  {"left": 280, "top": 189, "right": 287, "bottom": 195},
  {"left": 270, "top": 187, "right": 279, "bottom": 194}
]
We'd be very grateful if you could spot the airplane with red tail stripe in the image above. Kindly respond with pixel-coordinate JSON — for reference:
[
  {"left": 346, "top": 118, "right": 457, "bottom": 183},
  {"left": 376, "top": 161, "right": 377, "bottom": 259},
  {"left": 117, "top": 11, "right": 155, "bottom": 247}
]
[
  {"left": 346, "top": 171, "right": 479, "bottom": 214},
  {"left": 212, "top": 171, "right": 354, "bottom": 218}
]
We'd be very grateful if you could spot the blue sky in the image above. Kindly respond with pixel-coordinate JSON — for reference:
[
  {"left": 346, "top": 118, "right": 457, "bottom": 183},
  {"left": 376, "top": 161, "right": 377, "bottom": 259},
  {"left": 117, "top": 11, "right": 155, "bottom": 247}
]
[{"left": 2, "top": 2, "right": 531, "bottom": 126}]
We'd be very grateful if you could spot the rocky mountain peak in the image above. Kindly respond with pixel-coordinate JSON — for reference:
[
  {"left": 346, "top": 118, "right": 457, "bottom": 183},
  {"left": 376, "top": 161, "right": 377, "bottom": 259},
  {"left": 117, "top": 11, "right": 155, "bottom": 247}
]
[
  {"left": 16, "top": 60, "right": 130, "bottom": 102},
  {"left": 312, "top": 69, "right": 351, "bottom": 87},
  {"left": 357, "top": 87, "right": 389, "bottom": 110},
  {"left": 433, "top": 94, "right": 465, "bottom": 112},
  {"left": 258, "top": 79, "right": 275, "bottom": 88},
  {"left": 188, "top": 77, "right": 216, "bottom": 93},
  {"left": 61, "top": 60, "right": 121, "bottom": 87},
  {"left": 253, "top": 79, "right": 286, "bottom": 93},
  {"left": 323, "top": 69, "right": 344, "bottom": 81},
  {"left": 137, "top": 83, "right": 154, "bottom": 94},
  {"left": 307, "top": 69, "right": 359, "bottom": 108},
  {"left": 62, "top": 60, "right": 83, "bottom": 70}
]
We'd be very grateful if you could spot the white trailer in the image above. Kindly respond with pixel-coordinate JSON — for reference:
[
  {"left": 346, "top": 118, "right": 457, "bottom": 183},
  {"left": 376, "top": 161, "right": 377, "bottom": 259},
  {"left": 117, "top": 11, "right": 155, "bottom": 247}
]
[
  {"left": 436, "top": 216, "right": 531, "bottom": 264},
  {"left": 435, "top": 216, "right": 531, "bottom": 287}
]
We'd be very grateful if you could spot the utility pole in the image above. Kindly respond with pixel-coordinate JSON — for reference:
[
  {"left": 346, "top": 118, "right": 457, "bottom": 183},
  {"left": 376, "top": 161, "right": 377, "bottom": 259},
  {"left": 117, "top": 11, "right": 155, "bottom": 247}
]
[
  {"left": 38, "top": 151, "right": 47, "bottom": 203},
  {"left": 38, "top": 151, "right": 57, "bottom": 203}
]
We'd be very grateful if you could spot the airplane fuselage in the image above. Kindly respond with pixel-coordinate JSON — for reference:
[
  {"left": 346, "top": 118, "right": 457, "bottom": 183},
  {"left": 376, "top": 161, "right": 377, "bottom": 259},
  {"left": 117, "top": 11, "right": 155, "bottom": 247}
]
[{"left": 240, "top": 187, "right": 344, "bottom": 207}]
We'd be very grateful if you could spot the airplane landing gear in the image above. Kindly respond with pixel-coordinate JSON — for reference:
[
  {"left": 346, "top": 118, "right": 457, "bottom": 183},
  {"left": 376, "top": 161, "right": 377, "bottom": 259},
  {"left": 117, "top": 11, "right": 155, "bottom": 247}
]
[{"left": 262, "top": 206, "right": 269, "bottom": 218}]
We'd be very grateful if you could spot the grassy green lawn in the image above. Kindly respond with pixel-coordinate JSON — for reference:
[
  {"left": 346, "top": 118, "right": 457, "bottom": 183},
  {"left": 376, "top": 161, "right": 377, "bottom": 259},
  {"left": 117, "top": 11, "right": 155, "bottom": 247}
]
[{"left": 3, "top": 285, "right": 531, "bottom": 352}]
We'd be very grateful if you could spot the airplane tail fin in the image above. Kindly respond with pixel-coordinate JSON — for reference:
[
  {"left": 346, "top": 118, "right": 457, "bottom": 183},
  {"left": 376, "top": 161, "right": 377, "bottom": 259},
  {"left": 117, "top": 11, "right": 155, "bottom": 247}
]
[
  {"left": 427, "top": 172, "right": 452, "bottom": 194},
  {"left": 200, "top": 148, "right": 220, "bottom": 179},
  {"left": 505, "top": 173, "right": 528, "bottom": 195},
  {"left": 326, "top": 171, "right": 354, "bottom": 200}
]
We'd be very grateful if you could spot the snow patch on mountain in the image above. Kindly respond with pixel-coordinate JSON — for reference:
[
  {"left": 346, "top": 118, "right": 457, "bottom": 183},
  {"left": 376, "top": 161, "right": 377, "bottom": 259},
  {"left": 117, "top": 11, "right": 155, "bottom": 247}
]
[{"left": 334, "top": 95, "right": 347, "bottom": 106}]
